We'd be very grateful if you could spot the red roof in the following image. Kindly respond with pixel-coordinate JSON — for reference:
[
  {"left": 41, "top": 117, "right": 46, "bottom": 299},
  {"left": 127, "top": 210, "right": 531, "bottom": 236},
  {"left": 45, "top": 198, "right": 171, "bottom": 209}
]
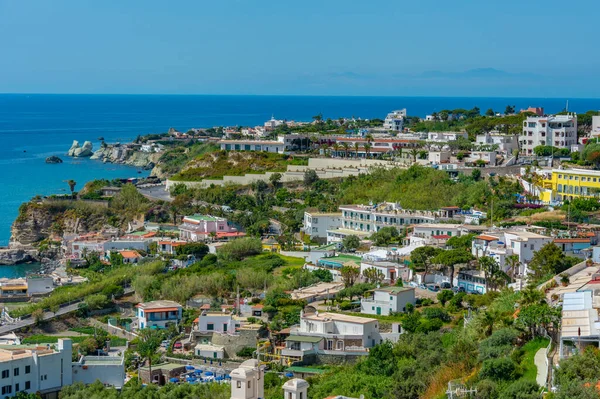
[
  {"left": 475, "top": 235, "right": 499, "bottom": 241},
  {"left": 143, "top": 307, "right": 180, "bottom": 313},
  {"left": 432, "top": 234, "right": 451, "bottom": 239},
  {"left": 554, "top": 238, "right": 591, "bottom": 243},
  {"left": 252, "top": 304, "right": 264, "bottom": 309},
  {"left": 200, "top": 304, "right": 211, "bottom": 310}
]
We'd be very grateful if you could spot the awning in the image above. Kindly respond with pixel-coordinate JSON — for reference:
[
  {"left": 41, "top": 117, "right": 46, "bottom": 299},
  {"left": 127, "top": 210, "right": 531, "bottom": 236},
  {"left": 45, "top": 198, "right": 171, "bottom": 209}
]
[{"left": 285, "top": 335, "right": 323, "bottom": 343}]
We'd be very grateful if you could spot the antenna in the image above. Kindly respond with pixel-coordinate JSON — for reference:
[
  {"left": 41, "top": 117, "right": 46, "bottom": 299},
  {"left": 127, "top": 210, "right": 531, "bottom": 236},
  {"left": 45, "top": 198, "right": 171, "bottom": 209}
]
[{"left": 565, "top": 100, "right": 569, "bottom": 112}]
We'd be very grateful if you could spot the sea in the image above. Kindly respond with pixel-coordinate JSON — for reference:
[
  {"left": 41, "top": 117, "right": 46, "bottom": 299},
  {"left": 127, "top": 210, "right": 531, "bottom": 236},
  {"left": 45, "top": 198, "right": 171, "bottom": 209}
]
[{"left": 1, "top": 93, "right": 599, "bottom": 277}]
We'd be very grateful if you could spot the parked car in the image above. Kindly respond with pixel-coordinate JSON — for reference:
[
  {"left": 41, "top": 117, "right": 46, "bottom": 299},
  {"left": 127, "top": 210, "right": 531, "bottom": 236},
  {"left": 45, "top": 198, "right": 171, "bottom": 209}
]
[
  {"left": 160, "top": 340, "right": 170, "bottom": 348},
  {"left": 440, "top": 282, "right": 451, "bottom": 289},
  {"left": 452, "top": 286, "right": 466, "bottom": 293},
  {"left": 427, "top": 284, "right": 440, "bottom": 292},
  {"left": 174, "top": 342, "right": 182, "bottom": 349},
  {"left": 418, "top": 284, "right": 427, "bottom": 290}
]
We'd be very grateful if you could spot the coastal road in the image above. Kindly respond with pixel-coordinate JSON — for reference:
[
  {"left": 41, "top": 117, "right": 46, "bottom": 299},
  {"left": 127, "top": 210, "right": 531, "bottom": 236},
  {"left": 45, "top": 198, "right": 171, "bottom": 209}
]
[
  {"left": 138, "top": 184, "right": 172, "bottom": 202},
  {"left": 0, "top": 287, "right": 134, "bottom": 335}
]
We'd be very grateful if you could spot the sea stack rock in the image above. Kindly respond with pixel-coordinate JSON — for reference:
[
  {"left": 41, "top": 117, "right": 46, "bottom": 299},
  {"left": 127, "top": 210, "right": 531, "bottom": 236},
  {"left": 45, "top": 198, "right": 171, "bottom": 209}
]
[
  {"left": 45, "top": 155, "right": 63, "bottom": 164},
  {"left": 67, "top": 140, "right": 94, "bottom": 157}
]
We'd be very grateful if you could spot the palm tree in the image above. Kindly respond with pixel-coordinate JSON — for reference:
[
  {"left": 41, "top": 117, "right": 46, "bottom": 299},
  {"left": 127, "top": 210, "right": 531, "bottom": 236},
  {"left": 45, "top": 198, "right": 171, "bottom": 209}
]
[
  {"left": 341, "top": 142, "right": 350, "bottom": 158},
  {"left": 365, "top": 134, "right": 374, "bottom": 145},
  {"left": 353, "top": 142, "right": 360, "bottom": 158},
  {"left": 137, "top": 328, "right": 162, "bottom": 383},
  {"left": 332, "top": 143, "right": 340, "bottom": 158},
  {"left": 364, "top": 143, "right": 372, "bottom": 159},
  {"left": 66, "top": 180, "right": 76, "bottom": 199},
  {"left": 209, "top": 231, "right": 217, "bottom": 242},
  {"left": 505, "top": 254, "right": 520, "bottom": 282},
  {"left": 397, "top": 146, "right": 403, "bottom": 162},
  {"left": 410, "top": 148, "right": 418, "bottom": 163}
]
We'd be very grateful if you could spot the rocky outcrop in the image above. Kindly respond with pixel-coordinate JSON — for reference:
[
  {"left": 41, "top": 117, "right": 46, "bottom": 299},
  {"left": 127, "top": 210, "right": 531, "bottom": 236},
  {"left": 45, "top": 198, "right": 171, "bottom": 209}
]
[
  {"left": 67, "top": 140, "right": 94, "bottom": 157},
  {"left": 91, "top": 144, "right": 163, "bottom": 173},
  {"left": 45, "top": 155, "right": 63, "bottom": 164},
  {"left": 0, "top": 248, "right": 39, "bottom": 265}
]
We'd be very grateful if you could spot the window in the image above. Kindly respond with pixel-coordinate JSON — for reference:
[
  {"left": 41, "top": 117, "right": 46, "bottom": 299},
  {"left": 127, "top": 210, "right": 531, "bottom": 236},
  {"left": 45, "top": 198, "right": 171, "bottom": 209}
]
[
  {"left": 223, "top": 324, "right": 228, "bottom": 332},
  {"left": 248, "top": 381, "right": 251, "bottom": 389},
  {"left": 15, "top": 383, "right": 19, "bottom": 392},
  {"left": 207, "top": 323, "right": 214, "bottom": 331},
  {"left": 1, "top": 370, "right": 8, "bottom": 379},
  {"left": 300, "top": 393, "right": 303, "bottom": 399},
  {"left": 237, "top": 381, "right": 241, "bottom": 388},
  {"left": 1, "top": 385, "right": 11, "bottom": 395},
  {"left": 25, "top": 366, "right": 30, "bottom": 374},
  {"left": 289, "top": 393, "right": 293, "bottom": 399},
  {"left": 313, "top": 218, "right": 318, "bottom": 223},
  {"left": 336, "top": 340, "right": 344, "bottom": 350},
  {"left": 13, "top": 368, "right": 18, "bottom": 376}
]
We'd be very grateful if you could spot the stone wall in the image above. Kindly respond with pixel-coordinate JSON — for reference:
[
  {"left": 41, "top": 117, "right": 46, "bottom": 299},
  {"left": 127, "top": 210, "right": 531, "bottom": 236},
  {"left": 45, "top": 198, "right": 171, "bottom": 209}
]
[{"left": 210, "top": 330, "right": 259, "bottom": 359}]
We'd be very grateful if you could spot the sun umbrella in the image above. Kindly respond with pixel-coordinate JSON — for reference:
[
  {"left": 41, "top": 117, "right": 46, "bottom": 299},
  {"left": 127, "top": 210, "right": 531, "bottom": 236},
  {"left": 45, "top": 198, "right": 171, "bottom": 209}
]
[
  {"left": 185, "top": 365, "right": 195, "bottom": 370},
  {"left": 169, "top": 378, "right": 179, "bottom": 383},
  {"left": 285, "top": 372, "right": 294, "bottom": 378},
  {"left": 204, "top": 371, "right": 214, "bottom": 377}
]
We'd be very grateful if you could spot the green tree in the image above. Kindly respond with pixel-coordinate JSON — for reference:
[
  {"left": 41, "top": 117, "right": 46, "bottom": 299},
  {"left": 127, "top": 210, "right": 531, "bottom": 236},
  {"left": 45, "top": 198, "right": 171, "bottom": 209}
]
[
  {"left": 85, "top": 294, "right": 110, "bottom": 310},
  {"left": 472, "top": 168, "right": 482, "bottom": 181},
  {"left": 437, "top": 289, "right": 454, "bottom": 306},
  {"left": 342, "top": 235, "right": 360, "bottom": 251},
  {"left": 269, "top": 172, "right": 282, "bottom": 187},
  {"left": 485, "top": 108, "right": 495, "bottom": 116},
  {"left": 303, "top": 169, "right": 319, "bottom": 187},
  {"left": 498, "top": 380, "right": 539, "bottom": 399},
  {"left": 136, "top": 328, "right": 162, "bottom": 384},
  {"left": 410, "top": 246, "right": 442, "bottom": 280},
  {"left": 504, "top": 105, "right": 515, "bottom": 115},
  {"left": 312, "top": 268, "right": 333, "bottom": 282},
  {"left": 582, "top": 143, "right": 600, "bottom": 169},
  {"left": 340, "top": 266, "right": 360, "bottom": 288},
  {"left": 528, "top": 242, "right": 570, "bottom": 279},
  {"left": 433, "top": 249, "right": 474, "bottom": 286},
  {"left": 363, "top": 267, "right": 385, "bottom": 284}
]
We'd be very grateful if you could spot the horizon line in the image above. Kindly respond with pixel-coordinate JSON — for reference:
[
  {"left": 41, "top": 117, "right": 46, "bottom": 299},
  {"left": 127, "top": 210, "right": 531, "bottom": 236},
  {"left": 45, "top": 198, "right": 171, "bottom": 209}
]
[{"left": 0, "top": 92, "right": 598, "bottom": 100}]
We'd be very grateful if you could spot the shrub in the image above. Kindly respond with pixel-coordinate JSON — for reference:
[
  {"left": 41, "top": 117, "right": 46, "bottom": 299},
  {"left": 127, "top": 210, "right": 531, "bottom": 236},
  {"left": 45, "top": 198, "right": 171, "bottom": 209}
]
[
  {"left": 236, "top": 347, "right": 256, "bottom": 358},
  {"left": 479, "top": 357, "right": 519, "bottom": 381},
  {"left": 421, "top": 307, "right": 451, "bottom": 322},
  {"left": 217, "top": 237, "right": 262, "bottom": 261}
]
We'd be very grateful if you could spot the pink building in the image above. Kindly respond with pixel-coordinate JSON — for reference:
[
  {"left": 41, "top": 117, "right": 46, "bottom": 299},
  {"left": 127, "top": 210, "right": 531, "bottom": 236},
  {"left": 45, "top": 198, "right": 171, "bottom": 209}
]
[
  {"left": 520, "top": 107, "right": 544, "bottom": 116},
  {"left": 179, "top": 214, "right": 245, "bottom": 242}
]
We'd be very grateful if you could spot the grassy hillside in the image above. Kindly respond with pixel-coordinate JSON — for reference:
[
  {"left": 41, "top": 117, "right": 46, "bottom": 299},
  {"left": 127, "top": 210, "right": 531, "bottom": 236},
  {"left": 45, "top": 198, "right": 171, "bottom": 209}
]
[{"left": 170, "top": 150, "right": 308, "bottom": 181}]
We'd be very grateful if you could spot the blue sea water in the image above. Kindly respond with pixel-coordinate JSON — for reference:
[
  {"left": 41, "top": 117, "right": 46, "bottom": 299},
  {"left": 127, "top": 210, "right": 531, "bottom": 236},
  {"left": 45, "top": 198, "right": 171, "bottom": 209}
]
[{"left": 1, "top": 93, "right": 600, "bottom": 253}]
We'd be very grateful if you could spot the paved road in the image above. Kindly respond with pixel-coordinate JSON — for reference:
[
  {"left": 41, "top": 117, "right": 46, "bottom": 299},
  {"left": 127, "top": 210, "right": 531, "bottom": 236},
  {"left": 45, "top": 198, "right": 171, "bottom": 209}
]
[
  {"left": 535, "top": 347, "right": 548, "bottom": 387},
  {"left": 0, "top": 287, "right": 134, "bottom": 335},
  {"left": 138, "top": 184, "right": 172, "bottom": 202}
]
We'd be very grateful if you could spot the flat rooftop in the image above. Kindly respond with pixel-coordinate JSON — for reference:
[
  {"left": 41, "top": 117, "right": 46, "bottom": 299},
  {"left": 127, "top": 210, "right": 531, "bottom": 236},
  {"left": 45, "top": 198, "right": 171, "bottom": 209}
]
[{"left": 302, "top": 312, "right": 377, "bottom": 324}]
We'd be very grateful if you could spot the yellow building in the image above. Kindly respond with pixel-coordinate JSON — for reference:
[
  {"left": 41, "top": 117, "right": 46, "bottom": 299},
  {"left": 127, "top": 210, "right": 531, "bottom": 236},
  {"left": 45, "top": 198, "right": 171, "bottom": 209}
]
[{"left": 539, "top": 168, "right": 600, "bottom": 203}]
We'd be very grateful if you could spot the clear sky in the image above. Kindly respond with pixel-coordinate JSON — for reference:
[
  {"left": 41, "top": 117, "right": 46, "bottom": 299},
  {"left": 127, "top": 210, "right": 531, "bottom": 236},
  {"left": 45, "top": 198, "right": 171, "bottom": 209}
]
[{"left": 0, "top": 0, "right": 598, "bottom": 97}]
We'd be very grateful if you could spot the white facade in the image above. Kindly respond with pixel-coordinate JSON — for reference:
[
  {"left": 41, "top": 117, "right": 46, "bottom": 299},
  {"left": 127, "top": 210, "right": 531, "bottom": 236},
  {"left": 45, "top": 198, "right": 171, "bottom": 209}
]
[
  {"left": 427, "top": 132, "right": 468, "bottom": 142},
  {"left": 71, "top": 240, "right": 106, "bottom": 259},
  {"left": 296, "top": 312, "right": 380, "bottom": 349},
  {"left": 475, "top": 132, "right": 518, "bottom": 153},
  {"left": 230, "top": 359, "right": 265, "bottom": 399},
  {"left": 467, "top": 151, "right": 497, "bottom": 166},
  {"left": 0, "top": 339, "right": 123, "bottom": 398},
  {"left": 194, "top": 343, "right": 225, "bottom": 359},
  {"left": 195, "top": 312, "right": 238, "bottom": 334},
  {"left": 592, "top": 115, "right": 600, "bottom": 138},
  {"left": 136, "top": 300, "right": 183, "bottom": 330},
  {"left": 411, "top": 223, "right": 462, "bottom": 239},
  {"left": 302, "top": 212, "right": 342, "bottom": 239},
  {"left": 520, "top": 114, "right": 578, "bottom": 155},
  {"left": 219, "top": 140, "right": 285, "bottom": 153},
  {"left": 428, "top": 151, "right": 451, "bottom": 164},
  {"left": 360, "top": 261, "right": 401, "bottom": 283},
  {"left": 383, "top": 109, "right": 406, "bottom": 132},
  {"left": 361, "top": 287, "right": 416, "bottom": 316}
]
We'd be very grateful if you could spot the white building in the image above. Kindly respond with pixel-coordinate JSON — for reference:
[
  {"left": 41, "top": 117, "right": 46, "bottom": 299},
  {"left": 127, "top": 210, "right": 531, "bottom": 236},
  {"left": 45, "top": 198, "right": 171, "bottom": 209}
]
[
  {"left": 559, "top": 291, "right": 600, "bottom": 359},
  {"left": 471, "top": 230, "right": 553, "bottom": 275},
  {"left": 218, "top": 140, "right": 285, "bottom": 153},
  {"left": 230, "top": 359, "right": 265, "bottom": 399},
  {"left": 361, "top": 286, "right": 416, "bottom": 316},
  {"left": 193, "top": 311, "right": 239, "bottom": 334},
  {"left": 467, "top": 151, "right": 497, "bottom": 166},
  {"left": 411, "top": 223, "right": 463, "bottom": 240},
  {"left": 0, "top": 339, "right": 124, "bottom": 398},
  {"left": 360, "top": 260, "right": 403, "bottom": 284},
  {"left": 194, "top": 343, "right": 225, "bottom": 359},
  {"left": 179, "top": 214, "right": 243, "bottom": 242},
  {"left": 383, "top": 109, "right": 406, "bottom": 132},
  {"left": 428, "top": 151, "right": 451, "bottom": 164},
  {"left": 282, "top": 311, "right": 381, "bottom": 360},
  {"left": 136, "top": 300, "right": 183, "bottom": 330},
  {"left": 427, "top": 132, "right": 468, "bottom": 142},
  {"left": 456, "top": 270, "right": 487, "bottom": 294},
  {"left": 264, "top": 116, "right": 284, "bottom": 131},
  {"left": 475, "top": 132, "right": 519, "bottom": 154},
  {"left": 520, "top": 114, "right": 578, "bottom": 155},
  {"left": 302, "top": 211, "right": 342, "bottom": 240},
  {"left": 592, "top": 115, "right": 600, "bottom": 138}
]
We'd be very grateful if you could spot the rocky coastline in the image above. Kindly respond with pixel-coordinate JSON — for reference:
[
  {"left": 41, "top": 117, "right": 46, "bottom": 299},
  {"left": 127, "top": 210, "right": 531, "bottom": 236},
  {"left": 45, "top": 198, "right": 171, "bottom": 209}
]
[{"left": 90, "top": 143, "right": 165, "bottom": 177}]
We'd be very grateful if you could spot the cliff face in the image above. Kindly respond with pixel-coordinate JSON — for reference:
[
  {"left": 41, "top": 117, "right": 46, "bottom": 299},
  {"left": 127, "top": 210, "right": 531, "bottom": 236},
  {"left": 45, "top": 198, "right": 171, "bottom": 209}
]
[
  {"left": 91, "top": 145, "right": 161, "bottom": 170},
  {"left": 10, "top": 200, "right": 114, "bottom": 247}
]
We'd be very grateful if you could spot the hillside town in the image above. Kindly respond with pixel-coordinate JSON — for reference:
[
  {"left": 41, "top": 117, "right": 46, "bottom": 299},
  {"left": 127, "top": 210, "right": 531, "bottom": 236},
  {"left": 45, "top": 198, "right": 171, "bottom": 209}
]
[{"left": 2, "top": 105, "right": 600, "bottom": 399}]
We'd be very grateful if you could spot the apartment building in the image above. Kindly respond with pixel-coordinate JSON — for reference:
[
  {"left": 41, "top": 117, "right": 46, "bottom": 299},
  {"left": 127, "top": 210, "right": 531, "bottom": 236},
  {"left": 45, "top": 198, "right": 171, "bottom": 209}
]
[
  {"left": 193, "top": 311, "right": 239, "bottom": 334},
  {"left": 520, "top": 114, "right": 577, "bottom": 155},
  {"left": 302, "top": 211, "right": 342, "bottom": 240},
  {"left": 0, "top": 339, "right": 124, "bottom": 398},
  {"left": 282, "top": 310, "right": 381, "bottom": 361},
  {"left": 592, "top": 115, "right": 600, "bottom": 137},
  {"left": 539, "top": 168, "right": 600, "bottom": 203},
  {"left": 383, "top": 109, "right": 406, "bottom": 131},
  {"left": 475, "top": 132, "right": 518, "bottom": 153},
  {"left": 471, "top": 230, "right": 553, "bottom": 275},
  {"left": 427, "top": 132, "right": 469, "bottom": 142},
  {"left": 326, "top": 202, "right": 456, "bottom": 243}
]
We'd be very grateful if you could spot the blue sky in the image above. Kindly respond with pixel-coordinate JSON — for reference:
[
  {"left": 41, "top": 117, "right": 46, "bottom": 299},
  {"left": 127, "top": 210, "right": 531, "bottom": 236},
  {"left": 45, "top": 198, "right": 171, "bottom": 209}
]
[{"left": 0, "top": 0, "right": 598, "bottom": 97}]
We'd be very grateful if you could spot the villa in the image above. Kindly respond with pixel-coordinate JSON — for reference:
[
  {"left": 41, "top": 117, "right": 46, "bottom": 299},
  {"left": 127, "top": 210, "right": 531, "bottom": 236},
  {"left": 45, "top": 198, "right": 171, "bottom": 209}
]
[
  {"left": 136, "top": 300, "right": 183, "bottom": 330},
  {"left": 361, "top": 286, "right": 416, "bottom": 316},
  {"left": 179, "top": 214, "right": 245, "bottom": 242}
]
